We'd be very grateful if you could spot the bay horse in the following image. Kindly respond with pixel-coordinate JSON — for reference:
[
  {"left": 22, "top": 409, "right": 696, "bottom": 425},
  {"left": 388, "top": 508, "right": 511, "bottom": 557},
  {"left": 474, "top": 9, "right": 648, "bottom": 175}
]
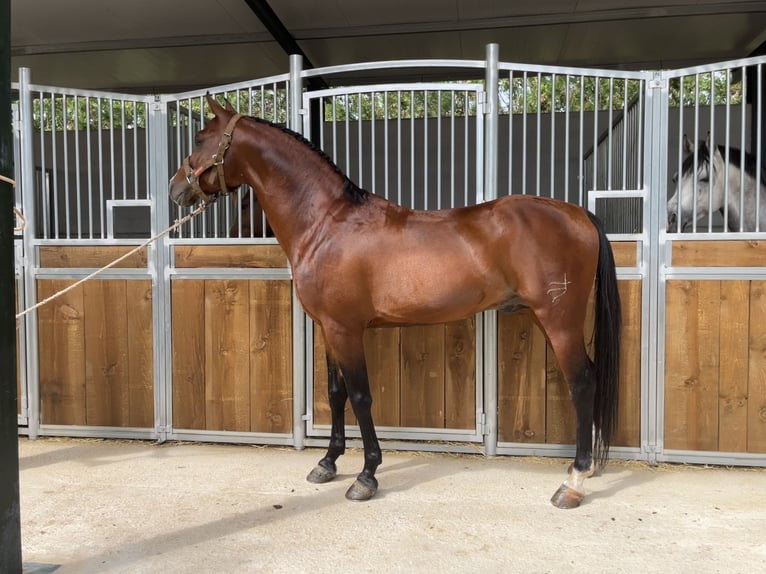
[
  {"left": 169, "top": 96, "right": 622, "bottom": 509},
  {"left": 667, "top": 134, "right": 766, "bottom": 232}
]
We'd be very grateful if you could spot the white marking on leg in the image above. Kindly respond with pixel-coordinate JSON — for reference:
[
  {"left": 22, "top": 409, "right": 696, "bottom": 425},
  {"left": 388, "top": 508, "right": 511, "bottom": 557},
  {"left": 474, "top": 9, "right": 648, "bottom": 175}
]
[
  {"left": 546, "top": 273, "right": 571, "bottom": 304},
  {"left": 563, "top": 461, "right": 595, "bottom": 494}
]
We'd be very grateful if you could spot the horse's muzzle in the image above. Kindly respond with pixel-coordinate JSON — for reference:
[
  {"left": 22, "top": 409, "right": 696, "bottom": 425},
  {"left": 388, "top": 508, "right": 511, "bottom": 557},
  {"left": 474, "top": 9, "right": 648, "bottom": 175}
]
[{"left": 169, "top": 173, "right": 197, "bottom": 207}]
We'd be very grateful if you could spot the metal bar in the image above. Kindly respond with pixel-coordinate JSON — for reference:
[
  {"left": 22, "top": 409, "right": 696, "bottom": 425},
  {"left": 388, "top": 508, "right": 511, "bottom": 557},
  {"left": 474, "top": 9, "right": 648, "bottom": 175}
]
[
  {"left": 371, "top": 90, "right": 376, "bottom": 197},
  {"left": 645, "top": 70, "right": 670, "bottom": 463},
  {"left": 606, "top": 78, "right": 625, "bottom": 189},
  {"left": 535, "top": 73, "right": 541, "bottom": 196},
  {"left": 483, "top": 43, "right": 499, "bottom": 457},
  {"left": 577, "top": 76, "right": 584, "bottom": 205},
  {"left": 410, "top": 89, "right": 415, "bottom": 208},
  {"left": 289, "top": 54, "right": 306, "bottom": 450},
  {"left": 437, "top": 90, "right": 442, "bottom": 209},
  {"left": 508, "top": 71, "right": 513, "bottom": 196},
  {"left": 693, "top": 74, "right": 700, "bottom": 232},
  {"left": 384, "top": 91, "right": 390, "bottom": 200},
  {"left": 550, "top": 73, "right": 556, "bottom": 198},
  {"left": 741, "top": 67, "right": 747, "bottom": 232},
  {"left": 757, "top": 64, "right": 763, "bottom": 232},
  {"left": 424, "top": 89, "right": 429, "bottom": 209},
  {"left": 564, "top": 74, "right": 570, "bottom": 202},
  {"left": 20, "top": 70, "right": 41, "bottom": 441},
  {"left": 724, "top": 70, "right": 731, "bottom": 231},
  {"left": 74, "top": 95, "right": 82, "bottom": 238},
  {"left": 709, "top": 73, "right": 715, "bottom": 232},
  {"left": 86, "top": 97, "right": 94, "bottom": 238},
  {"left": 522, "top": 71, "right": 527, "bottom": 195}
]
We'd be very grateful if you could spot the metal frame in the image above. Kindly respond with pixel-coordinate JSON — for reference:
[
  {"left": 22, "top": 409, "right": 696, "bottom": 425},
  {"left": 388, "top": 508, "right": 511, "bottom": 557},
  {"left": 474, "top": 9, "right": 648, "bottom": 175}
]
[{"left": 12, "top": 48, "right": 766, "bottom": 467}]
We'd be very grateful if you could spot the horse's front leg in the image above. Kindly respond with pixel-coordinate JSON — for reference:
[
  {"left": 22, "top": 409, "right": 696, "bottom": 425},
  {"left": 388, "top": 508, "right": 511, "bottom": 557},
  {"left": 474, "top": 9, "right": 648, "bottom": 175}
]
[
  {"left": 342, "top": 359, "right": 381, "bottom": 501},
  {"left": 307, "top": 356, "right": 347, "bottom": 484}
]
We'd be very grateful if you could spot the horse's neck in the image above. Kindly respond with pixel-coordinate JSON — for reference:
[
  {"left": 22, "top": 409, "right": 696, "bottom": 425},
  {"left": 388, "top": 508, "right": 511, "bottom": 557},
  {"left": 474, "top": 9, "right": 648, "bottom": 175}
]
[{"left": 242, "top": 126, "right": 347, "bottom": 259}]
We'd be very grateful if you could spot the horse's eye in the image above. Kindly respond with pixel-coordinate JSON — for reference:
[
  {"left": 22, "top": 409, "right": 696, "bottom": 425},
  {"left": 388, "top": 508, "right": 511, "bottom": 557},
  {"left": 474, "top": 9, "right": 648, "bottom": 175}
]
[
  {"left": 671, "top": 174, "right": 677, "bottom": 184},
  {"left": 194, "top": 137, "right": 202, "bottom": 147}
]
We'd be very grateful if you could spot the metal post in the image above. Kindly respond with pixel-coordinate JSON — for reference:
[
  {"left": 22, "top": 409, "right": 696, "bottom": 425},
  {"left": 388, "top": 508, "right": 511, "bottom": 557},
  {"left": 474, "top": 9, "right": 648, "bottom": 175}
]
[
  {"left": 149, "top": 95, "right": 172, "bottom": 441},
  {"left": 483, "top": 43, "right": 499, "bottom": 457},
  {"left": 289, "top": 54, "right": 307, "bottom": 449},
  {"left": 643, "top": 71, "right": 670, "bottom": 464},
  {"left": 19, "top": 67, "right": 39, "bottom": 440},
  {"left": 0, "top": 0, "right": 23, "bottom": 565}
]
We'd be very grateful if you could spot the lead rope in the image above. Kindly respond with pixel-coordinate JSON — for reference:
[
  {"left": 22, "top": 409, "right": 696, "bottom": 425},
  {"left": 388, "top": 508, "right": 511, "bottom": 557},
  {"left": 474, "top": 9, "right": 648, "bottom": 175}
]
[{"left": 14, "top": 200, "right": 211, "bottom": 320}]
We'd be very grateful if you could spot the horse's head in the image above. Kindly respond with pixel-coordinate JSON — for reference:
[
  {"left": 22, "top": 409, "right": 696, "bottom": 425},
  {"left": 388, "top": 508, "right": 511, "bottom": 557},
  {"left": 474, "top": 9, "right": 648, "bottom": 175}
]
[
  {"left": 169, "top": 95, "right": 245, "bottom": 207},
  {"left": 666, "top": 133, "right": 725, "bottom": 232}
]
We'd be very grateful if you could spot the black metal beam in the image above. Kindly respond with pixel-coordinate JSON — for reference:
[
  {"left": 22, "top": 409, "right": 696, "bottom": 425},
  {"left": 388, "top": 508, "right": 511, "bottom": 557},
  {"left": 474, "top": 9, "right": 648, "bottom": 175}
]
[
  {"left": 0, "top": 0, "right": 23, "bottom": 568},
  {"left": 242, "top": 0, "right": 328, "bottom": 90}
]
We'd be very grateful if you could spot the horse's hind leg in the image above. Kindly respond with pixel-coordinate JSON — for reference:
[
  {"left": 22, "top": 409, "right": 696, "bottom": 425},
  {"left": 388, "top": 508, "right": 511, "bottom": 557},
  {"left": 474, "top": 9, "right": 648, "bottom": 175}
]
[
  {"left": 307, "top": 355, "right": 346, "bottom": 484},
  {"left": 545, "top": 331, "right": 598, "bottom": 509}
]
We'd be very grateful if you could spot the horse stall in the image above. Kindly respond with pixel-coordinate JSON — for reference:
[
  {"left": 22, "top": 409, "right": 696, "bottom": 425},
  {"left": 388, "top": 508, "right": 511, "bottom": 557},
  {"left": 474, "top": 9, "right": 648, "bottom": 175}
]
[{"left": 11, "top": 47, "right": 766, "bottom": 470}]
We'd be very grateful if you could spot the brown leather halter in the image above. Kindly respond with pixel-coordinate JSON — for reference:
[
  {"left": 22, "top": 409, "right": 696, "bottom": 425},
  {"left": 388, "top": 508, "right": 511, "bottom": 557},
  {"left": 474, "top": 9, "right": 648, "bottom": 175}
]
[{"left": 182, "top": 113, "right": 243, "bottom": 204}]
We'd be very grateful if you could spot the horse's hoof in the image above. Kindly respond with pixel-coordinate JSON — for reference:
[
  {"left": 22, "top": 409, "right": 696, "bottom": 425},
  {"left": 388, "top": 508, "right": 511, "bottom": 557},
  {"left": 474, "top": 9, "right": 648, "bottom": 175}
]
[
  {"left": 345, "top": 476, "right": 378, "bottom": 502},
  {"left": 550, "top": 483, "right": 585, "bottom": 509},
  {"left": 306, "top": 463, "right": 337, "bottom": 484}
]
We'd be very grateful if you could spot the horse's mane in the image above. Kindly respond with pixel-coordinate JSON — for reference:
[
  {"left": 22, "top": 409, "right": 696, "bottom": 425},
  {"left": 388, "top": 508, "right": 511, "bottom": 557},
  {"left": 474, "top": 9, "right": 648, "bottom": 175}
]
[
  {"left": 248, "top": 116, "right": 369, "bottom": 205},
  {"left": 685, "top": 141, "right": 766, "bottom": 183}
]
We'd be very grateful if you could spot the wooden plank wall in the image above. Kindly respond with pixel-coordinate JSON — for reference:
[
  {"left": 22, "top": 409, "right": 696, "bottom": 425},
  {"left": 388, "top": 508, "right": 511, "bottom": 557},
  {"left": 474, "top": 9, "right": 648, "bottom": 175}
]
[
  {"left": 497, "top": 280, "right": 642, "bottom": 447},
  {"left": 664, "top": 240, "right": 766, "bottom": 454},
  {"left": 171, "top": 279, "right": 293, "bottom": 434},
  {"left": 664, "top": 280, "right": 766, "bottom": 453},
  {"left": 312, "top": 317, "right": 476, "bottom": 430},
  {"left": 37, "top": 279, "right": 154, "bottom": 427}
]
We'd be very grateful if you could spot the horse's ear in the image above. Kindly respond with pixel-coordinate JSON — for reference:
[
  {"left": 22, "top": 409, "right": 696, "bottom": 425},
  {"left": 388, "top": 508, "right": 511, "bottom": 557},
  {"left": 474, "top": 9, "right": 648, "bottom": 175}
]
[
  {"left": 683, "top": 134, "right": 694, "bottom": 154},
  {"left": 207, "top": 94, "right": 224, "bottom": 115},
  {"left": 223, "top": 98, "right": 236, "bottom": 113}
]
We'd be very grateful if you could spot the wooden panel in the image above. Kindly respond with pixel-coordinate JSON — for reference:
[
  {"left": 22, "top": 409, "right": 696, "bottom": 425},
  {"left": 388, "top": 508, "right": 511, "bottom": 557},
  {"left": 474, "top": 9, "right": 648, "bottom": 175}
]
[
  {"left": 174, "top": 245, "right": 288, "bottom": 268},
  {"left": 172, "top": 280, "right": 206, "bottom": 430},
  {"left": 204, "top": 280, "right": 251, "bottom": 431},
  {"left": 38, "top": 280, "right": 86, "bottom": 425},
  {"left": 84, "top": 281, "right": 130, "bottom": 426},
  {"left": 249, "top": 280, "right": 292, "bottom": 433},
  {"left": 748, "top": 282, "right": 766, "bottom": 452},
  {"left": 498, "top": 310, "right": 547, "bottom": 443},
  {"left": 39, "top": 246, "right": 147, "bottom": 268},
  {"left": 445, "top": 318, "right": 476, "bottom": 429},
  {"left": 664, "top": 281, "right": 720, "bottom": 451},
  {"left": 718, "top": 281, "right": 750, "bottom": 452},
  {"left": 672, "top": 241, "right": 766, "bottom": 267},
  {"left": 400, "top": 325, "right": 445, "bottom": 428},
  {"left": 126, "top": 281, "right": 154, "bottom": 428},
  {"left": 365, "top": 327, "right": 401, "bottom": 427},
  {"left": 610, "top": 241, "right": 639, "bottom": 267},
  {"left": 614, "top": 280, "right": 642, "bottom": 447}
]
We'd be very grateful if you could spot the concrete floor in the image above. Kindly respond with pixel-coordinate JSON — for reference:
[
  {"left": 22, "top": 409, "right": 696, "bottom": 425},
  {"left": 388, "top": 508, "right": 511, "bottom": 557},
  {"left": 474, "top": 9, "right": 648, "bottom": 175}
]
[{"left": 18, "top": 437, "right": 766, "bottom": 573}]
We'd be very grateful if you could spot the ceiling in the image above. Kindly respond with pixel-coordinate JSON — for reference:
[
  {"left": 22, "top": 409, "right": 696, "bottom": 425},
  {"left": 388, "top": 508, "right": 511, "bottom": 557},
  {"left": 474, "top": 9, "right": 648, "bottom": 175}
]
[{"left": 10, "top": 1, "right": 766, "bottom": 93}]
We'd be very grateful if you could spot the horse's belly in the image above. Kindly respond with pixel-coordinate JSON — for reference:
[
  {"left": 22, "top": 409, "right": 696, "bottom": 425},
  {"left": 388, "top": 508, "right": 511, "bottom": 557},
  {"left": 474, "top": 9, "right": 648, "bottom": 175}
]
[{"left": 369, "top": 272, "right": 515, "bottom": 326}]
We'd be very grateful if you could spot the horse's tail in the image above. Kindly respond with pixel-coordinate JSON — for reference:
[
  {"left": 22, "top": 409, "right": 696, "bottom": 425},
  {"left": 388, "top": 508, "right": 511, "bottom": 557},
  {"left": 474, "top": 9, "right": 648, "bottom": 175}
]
[{"left": 586, "top": 211, "right": 622, "bottom": 468}]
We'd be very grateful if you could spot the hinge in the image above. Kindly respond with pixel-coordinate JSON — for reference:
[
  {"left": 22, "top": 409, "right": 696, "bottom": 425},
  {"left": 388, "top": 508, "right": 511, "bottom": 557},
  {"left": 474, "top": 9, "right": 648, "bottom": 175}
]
[
  {"left": 299, "top": 107, "right": 309, "bottom": 116},
  {"left": 649, "top": 78, "right": 667, "bottom": 89},
  {"left": 479, "top": 412, "right": 488, "bottom": 435},
  {"left": 301, "top": 413, "right": 312, "bottom": 422},
  {"left": 478, "top": 91, "right": 490, "bottom": 115}
]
